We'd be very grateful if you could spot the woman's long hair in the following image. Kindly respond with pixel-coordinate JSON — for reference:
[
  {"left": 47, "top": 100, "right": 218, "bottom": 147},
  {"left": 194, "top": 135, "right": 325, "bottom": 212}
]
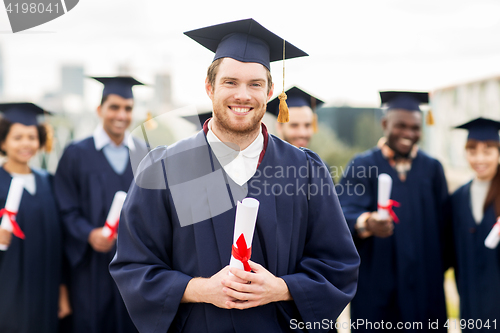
[{"left": 466, "top": 139, "right": 500, "bottom": 217}]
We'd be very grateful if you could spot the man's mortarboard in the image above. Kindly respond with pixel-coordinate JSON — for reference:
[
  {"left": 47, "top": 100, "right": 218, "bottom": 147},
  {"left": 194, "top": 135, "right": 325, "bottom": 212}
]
[
  {"left": 380, "top": 91, "right": 435, "bottom": 125},
  {"left": 267, "top": 86, "right": 324, "bottom": 117},
  {"left": 184, "top": 18, "right": 307, "bottom": 71},
  {"left": 91, "top": 76, "right": 145, "bottom": 99},
  {"left": 184, "top": 18, "right": 308, "bottom": 123},
  {"left": 455, "top": 117, "right": 500, "bottom": 142},
  {"left": 379, "top": 91, "right": 429, "bottom": 112},
  {"left": 0, "top": 102, "right": 47, "bottom": 126}
]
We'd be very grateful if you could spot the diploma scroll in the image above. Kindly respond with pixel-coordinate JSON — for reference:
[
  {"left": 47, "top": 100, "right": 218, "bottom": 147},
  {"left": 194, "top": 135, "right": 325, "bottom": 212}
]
[
  {"left": 484, "top": 217, "right": 500, "bottom": 249},
  {"left": 229, "top": 198, "right": 260, "bottom": 272},
  {"left": 0, "top": 177, "right": 25, "bottom": 251},
  {"left": 377, "top": 173, "right": 393, "bottom": 220},
  {"left": 377, "top": 173, "right": 400, "bottom": 223},
  {"left": 101, "top": 191, "right": 127, "bottom": 239}
]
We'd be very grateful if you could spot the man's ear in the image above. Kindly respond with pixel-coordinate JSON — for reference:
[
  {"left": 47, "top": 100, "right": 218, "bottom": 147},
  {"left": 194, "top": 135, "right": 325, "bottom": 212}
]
[
  {"left": 205, "top": 77, "right": 214, "bottom": 101},
  {"left": 96, "top": 105, "right": 102, "bottom": 118},
  {"left": 381, "top": 115, "right": 388, "bottom": 131},
  {"left": 267, "top": 82, "right": 275, "bottom": 101}
]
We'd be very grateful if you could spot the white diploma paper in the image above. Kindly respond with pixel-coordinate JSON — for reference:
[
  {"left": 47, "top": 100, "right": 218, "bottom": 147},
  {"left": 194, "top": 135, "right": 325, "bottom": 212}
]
[
  {"left": 484, "top": 217, "right": 500, "bottom": 249},
  {"left": 377, "top": 173, "right": 393, "bottom": 220},
  {"left": 0, "top": 177, "right": 25, "bottom": 251},
  {"left": 229, "top": 198, "right": 260, "bottom": 271},
  {"left": 101, "top": 191, "right": 127, "bottom": 238}
]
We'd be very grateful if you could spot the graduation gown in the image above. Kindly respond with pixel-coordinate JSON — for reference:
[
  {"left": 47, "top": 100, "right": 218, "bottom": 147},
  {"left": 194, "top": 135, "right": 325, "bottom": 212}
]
[
  {"left": 109, "top": 130, "right": 360, "bottom": 333},
  {"left": 451, "top": 182, "right": 500, "bottom": 331},
  {"left": 0, "top": 167, "right": 61, "bottom": 333},
  {"left": 338, "top": 147, "right": 449, "bottom": 332},
  {"left": 54, "top": 137, "right": 146, "bottom": 333}
]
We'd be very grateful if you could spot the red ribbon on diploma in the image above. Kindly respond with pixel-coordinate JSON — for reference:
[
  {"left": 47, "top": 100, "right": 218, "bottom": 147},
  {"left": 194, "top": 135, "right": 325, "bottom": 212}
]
[
  {"left": 377, "top": 200, "right": 401, "bottom": 223},
  {"left": 104, "top": 219, "right": 119, "bottom": 240},
  {"left": 0, "top": 208, "right": 25, "bottom": 239},
  {"left": 232, "top": 233, "right": 252, "bottom": 271}
]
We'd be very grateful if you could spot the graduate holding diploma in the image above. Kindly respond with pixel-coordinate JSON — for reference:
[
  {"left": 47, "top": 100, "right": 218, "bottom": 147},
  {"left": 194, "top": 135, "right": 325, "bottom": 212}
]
[
  {"left": 338, "top": 91, "right": 450, "bottom": 331},
  {"left": 54, "top": 76, "right": 148, "bottom": 333},
  {"left": 110, "top": 19, "right": 359, "bottom": 333},
  {"left": 0, "top": 102, "right": 71, "bottom": 333},
  {"left": 451, "top": 118, "right": 500, "bottom": 330}
]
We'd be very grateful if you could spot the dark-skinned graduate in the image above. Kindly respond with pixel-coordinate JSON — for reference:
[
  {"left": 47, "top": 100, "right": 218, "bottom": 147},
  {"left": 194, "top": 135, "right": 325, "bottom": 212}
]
[
  {"left": 338, "top": 91, "right": 451, "bottom": 332},
  {"left": 0, "top": 103, "right": 71, "bottom": 333},
  {"left": 54, "top": 77, "right": 148, "bottom": 333},
  {"left": 109, "top": 18, "right": 360, "bottom": 333},
  {"left": 451, "top": 118, "right": 500, "bottom": 331}
]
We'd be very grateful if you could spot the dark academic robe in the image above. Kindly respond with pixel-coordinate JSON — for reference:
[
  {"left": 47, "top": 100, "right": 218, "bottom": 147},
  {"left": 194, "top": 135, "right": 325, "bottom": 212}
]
[
  {"left": 54, "top": 137, "right": 147, "bottom": 333},
  {"left": 109, "top": 130, "right": 360, "bottom": 333},
  {"left": 338, "top": 148, "right": 449, "bottom": 332},
  {"left": 451, "top": 182, "right": 500, "bottom": 331},
  {"left": 0, "top": 167, "right": 61, "bottom": 333}
]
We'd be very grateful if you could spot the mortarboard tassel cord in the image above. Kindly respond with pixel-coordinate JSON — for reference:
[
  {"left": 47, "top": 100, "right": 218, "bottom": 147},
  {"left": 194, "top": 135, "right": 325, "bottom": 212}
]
[
  {"left": 311, "top": 97, "right": 318, "bottom": 133},
  {"left": 44, "top": 123, "right": 54, "bottom": 153},
  {"left": 277, "top": 39, "right": 289, "bottom": 123},
  {"left": 426, "top": 109, "right": 435, "bottom": 126}
]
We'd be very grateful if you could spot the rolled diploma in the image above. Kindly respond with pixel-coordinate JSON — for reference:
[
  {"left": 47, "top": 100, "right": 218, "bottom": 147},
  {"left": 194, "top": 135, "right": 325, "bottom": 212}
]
[
  {"left": 229, "top": 198, "right": 260, "bottom": 271},
  {"left": 484, "top": 218, "right": 500, "bottom": 249},
  {"left": 0, "top": 177, "right": 25, "bottom": 251},
  {"left": 377, "top": 173, "right": 393, "bottom": 220},
  {"left": 101, "top": 191, "right": 127, "bottom": 238}
]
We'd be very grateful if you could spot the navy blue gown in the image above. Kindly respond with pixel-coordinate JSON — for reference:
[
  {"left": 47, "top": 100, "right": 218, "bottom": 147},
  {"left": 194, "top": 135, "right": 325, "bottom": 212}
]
[
  {"left": 338, "top": 147, "right": 450, "bottom": 332},
  {"left": 451, "top": 182, "right": 500, "bottom": 331},
  {"left": 109, "top": 130, "right": 360, "bottom": 333},
  {"left": 54, "top": 137, "right": 146, "bottom": 333},
  {"left": 0, "top": 167, "right": 62, "bottom": 333}
]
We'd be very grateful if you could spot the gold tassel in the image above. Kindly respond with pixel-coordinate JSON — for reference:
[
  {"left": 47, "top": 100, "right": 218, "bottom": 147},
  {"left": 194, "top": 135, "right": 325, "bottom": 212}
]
[
  {"left": 145, "top": 111, "right": 158, "bottom": 130},
  {"left": 44, "top": 123, "right": 54, "bottom": 153},
  {"left": 426, "top": 109, "right": 434, "bottom": 126},
  {"left": 277, "top": 39, "right": 289, "bottom": 123},
  {"left": 277, "top": 92, "right": 289, "bottom": 123},
  {"left": 312, "top": 113, "right": 318, "bottom": 133}
]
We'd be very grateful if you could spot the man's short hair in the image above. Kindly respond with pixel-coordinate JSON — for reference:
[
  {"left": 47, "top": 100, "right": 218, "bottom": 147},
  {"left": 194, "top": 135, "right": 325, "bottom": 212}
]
[{"left": 206, "top": 58, "right": 273, "bottom": 94}]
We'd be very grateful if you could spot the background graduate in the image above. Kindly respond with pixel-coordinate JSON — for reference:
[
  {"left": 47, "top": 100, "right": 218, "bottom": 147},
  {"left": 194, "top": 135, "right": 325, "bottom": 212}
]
[
  {"left": 452, "top": 118, "right": 500, "bottom": 331},
  {"left": 110, "top": 19, "right": 359, "bottom": 333},
  {"left": 0, "top": 103, "right": 71, "bottom": 333},
  {"left": 338, "top": 91, "right": 450, "bottom": 332},
  {"left": 54, "top": 77, "right": 148, "bottom": 333},
  {"left": 267, "top": 86, "right": 324, "bottom": 149}
]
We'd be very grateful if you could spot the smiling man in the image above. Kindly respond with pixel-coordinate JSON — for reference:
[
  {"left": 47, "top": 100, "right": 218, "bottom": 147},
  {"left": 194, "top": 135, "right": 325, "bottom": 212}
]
[
  {"left": 54, "top": 76, "right": 148, "bottom": 333},
  {"left": 338, "top": 91, "right": 451, "bottom": 332},
  {"left": 109, "top": 19, "right": 359, "bottom": 333}
]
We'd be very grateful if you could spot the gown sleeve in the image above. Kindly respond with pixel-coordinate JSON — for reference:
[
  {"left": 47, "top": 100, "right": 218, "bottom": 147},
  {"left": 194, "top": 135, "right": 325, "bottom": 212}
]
[
  {"left": 280, "top": 150, "right": 360, "bottom": 331},
  {"left": 109, "top": 154, "right": 192, "bottom": 333},
  {"left": 54, "top": 144, "right": 95, "bottom": 267},
  {"left": 338, "top": 154, "right": 374, "bottom": 234}
]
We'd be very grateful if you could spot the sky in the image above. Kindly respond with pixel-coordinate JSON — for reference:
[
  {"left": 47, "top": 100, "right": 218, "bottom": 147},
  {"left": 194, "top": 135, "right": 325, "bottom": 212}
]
[{"left": 1, "top": 0, "right": 500, "bottom": 111}]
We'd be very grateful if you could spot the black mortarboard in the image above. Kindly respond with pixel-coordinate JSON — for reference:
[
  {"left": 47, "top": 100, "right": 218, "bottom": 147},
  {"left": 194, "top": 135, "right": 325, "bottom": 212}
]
[
  {"left": 455, "top": 117, "right": 500, "bottom": 142},
  {"left": 182, "top": 111, "right": 213, "bottom": 128},
  {"left": 184, "top": 18, "right": 308, "bottom": 71},
  {"left": 379, "top": 91, "right": 429, "bottom": 112},
  {"left": 91, "top": 76, "right": 145, "bottom": 99},
  {"left": 0, "top": 102, "right": 47, "bottom": 126},
  {"left": 267, "top": 86, "right": 324, "bottom": 117}
]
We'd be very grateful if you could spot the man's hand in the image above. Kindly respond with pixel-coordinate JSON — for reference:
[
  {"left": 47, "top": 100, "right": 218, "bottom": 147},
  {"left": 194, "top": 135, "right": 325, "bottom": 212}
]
[
  {"left": 221, "top": 260, "right": 292, "bottom": 310},
  {"left": 182, "top": 266, "right": 249, "bottom": 308},
  {"left": 366, "top": 212, "right": 394, "bottom": 238},
  {"left": 0, "top": 228, "right": 12, "bottom": 246},
  {"left": 58, "top": 284, "right": 72, "bottom": 319},
  {"left": 88, "top": 228, "right": 116, "bottom": 253}
]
